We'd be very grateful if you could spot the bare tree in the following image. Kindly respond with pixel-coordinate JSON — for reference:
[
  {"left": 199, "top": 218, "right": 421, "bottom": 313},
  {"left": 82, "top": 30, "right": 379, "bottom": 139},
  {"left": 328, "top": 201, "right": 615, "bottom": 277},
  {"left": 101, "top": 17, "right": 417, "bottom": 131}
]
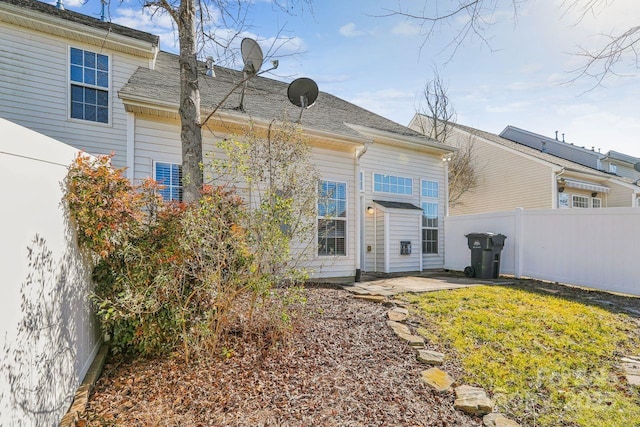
[
  {"left": 136, "top": 0, "right": 311, "bottom": 203},
  {"left": 416, "top": 70, "right": 477, "bottom": 207},
  {"left": 384, "top": 1, "right": 639, "bottom": 84}
]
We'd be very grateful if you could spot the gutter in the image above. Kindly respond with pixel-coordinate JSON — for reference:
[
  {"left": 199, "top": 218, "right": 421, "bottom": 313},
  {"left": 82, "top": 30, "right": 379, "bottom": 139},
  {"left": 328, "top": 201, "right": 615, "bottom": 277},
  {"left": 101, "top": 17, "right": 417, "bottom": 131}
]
[{"left": 354, "top": 141, "right": 372, "bottom": 282}]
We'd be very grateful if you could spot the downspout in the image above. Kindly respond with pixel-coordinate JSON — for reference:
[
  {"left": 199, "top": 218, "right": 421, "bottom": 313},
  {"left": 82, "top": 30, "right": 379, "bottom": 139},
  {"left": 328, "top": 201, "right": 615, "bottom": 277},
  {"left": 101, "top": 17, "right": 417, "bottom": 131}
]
[
  {"left": 553, "top": 167, "right": 566, "bottom": 208},
  {"left": 354, "top": 141, "right": 372, "bottom": 282}
]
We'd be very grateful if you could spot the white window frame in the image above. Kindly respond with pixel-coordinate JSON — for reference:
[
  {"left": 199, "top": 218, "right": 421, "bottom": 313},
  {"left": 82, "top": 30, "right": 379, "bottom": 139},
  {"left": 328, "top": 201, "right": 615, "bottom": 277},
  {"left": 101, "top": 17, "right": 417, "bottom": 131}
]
[
  {"left": 317, "top": 179, "right": 348, "bottom": 257},
  {"left": 421, "top": 179, "right": 439, "bottom": 255},
  {"left": 68, "top": 46, "right": 111, "bottom": 125},
  {"left": 572, "top": 194, "right": 589, "bottom": 208},
  {"left": 592, "top": 197, "right": 602, "bottom": 208},
  {"left": 609, "top": 163, "right": 617, "bottom": 174},
  {"left": 372, "top": 173, "right": 413, "bottom": 196},
  {"left": 153, "top": 161, "right": 183, "bottom": 202}
]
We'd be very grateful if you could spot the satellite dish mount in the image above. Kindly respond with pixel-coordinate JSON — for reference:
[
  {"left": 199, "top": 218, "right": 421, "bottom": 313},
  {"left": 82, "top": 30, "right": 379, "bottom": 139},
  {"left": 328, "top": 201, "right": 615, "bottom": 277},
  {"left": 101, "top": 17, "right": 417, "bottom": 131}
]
[{"left": 237, "top": 38, "right": 264, "bottom": 112}]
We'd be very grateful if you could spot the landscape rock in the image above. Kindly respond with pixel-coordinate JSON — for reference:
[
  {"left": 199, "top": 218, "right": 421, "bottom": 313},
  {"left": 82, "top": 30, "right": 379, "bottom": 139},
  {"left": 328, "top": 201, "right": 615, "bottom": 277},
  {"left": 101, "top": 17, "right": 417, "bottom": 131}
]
[
  {"left": 397, "top": 332, "right": 425, "bottom": 347},
  {"left": 416, "top": 349, "right": 445, "bottom": 365},
  {"left": 386, "top": 320, "right": 411, "bottom": 336},
  {"left": 454, "top": 385, "right": 494, "bottom": 415},
  {"left": 621, "top": 358, "right": 640, "bottom": 386},
  {"left": 421, "top": 368, "right": 454, "bottom": 392},
  {"left": 387, "top": 307, "right": 409, "bottom": 322},
  {"left": 353, "top": 294, "right": 385, "bottom": 303},
  {"left": 483, "top": 412, "right": 521, "bottom": 427}
]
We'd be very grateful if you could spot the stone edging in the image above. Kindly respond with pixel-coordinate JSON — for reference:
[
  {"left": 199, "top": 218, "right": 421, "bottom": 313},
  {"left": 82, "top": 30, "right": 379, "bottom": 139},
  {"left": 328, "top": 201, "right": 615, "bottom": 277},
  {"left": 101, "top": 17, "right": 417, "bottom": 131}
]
[
  {"left": 353, "top": 294, "right": 521, "bottom": 427},
  {"left": 59, "top": 344, "right": 109, "bottom": 427}
]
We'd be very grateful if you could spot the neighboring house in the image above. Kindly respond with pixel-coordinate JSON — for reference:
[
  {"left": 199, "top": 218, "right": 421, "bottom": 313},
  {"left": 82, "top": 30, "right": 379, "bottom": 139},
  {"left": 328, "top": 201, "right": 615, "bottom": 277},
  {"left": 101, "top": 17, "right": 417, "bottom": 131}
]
[
  {"left": 0, "top": 0, "right": 455, "bottom": 279},
  {"left": 408, "top": 114, "right": 640, "bottom": 216},
  {"left": 500, "top": 126, "right": 640, "bottom": 182}
]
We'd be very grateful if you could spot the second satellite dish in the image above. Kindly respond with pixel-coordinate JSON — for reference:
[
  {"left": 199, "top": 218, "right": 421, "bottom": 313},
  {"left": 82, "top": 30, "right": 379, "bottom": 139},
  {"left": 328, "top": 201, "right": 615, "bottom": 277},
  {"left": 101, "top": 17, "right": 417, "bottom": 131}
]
[
  {"left": 241, "top": 38, "right": 263, "bottom": 74},
  {"left": 287, "top": 77, "right": 319, "bottom": 123}
]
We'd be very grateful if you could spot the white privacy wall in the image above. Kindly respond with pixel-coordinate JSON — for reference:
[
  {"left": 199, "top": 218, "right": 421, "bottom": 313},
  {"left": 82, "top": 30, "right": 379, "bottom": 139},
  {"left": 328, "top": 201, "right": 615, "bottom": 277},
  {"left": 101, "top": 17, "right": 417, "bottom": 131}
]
[
  {"left": 445, "top": 208, "right": 640, "bottom": 296},
  {"left": 0, "top": 119, "right": 100, "bottom": 425}
]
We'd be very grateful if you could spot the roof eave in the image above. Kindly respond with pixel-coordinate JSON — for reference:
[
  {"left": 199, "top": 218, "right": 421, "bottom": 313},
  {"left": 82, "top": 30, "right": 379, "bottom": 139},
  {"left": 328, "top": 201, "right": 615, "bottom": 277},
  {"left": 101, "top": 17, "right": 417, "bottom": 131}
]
[
  {"left": 120, "top": 94, "right": 368, "bottom": 150},
  {"left": 344, "top": 122, "right": 456, "bottom": 155},
  {"left": 0, "top": 2, "right": 159, "bottom": 59}
]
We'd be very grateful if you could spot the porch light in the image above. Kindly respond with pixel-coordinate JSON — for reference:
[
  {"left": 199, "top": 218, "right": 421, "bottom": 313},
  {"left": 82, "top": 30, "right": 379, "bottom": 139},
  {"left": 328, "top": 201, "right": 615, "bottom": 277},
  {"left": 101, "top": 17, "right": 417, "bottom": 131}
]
[{"left": 367, "top": 206, "right": 374, "bottom": 214}]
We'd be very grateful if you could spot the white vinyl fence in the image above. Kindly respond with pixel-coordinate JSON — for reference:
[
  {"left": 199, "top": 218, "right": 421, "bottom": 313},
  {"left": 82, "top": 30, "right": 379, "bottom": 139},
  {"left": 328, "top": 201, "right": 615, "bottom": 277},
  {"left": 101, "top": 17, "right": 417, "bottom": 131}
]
[
  {"left": 0, "top": 119, "right": 100, "bottom": 425},
  {"left": 445, "top": 207, "right": 640, "bottom": 296}
]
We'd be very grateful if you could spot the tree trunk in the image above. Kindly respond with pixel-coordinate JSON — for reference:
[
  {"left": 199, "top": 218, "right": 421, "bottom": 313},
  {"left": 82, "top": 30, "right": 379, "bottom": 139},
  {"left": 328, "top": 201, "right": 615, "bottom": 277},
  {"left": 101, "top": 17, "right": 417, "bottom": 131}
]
[{"left": 178, "top": 0, "right": 202, "bottom": 204}]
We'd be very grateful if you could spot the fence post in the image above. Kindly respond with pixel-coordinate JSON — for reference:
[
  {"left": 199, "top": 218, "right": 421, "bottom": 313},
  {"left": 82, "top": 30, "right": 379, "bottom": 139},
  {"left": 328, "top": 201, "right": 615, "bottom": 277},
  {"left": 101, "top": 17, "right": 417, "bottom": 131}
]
[{"left": 514, "top": 208, "right": 523, "bottom": 278}]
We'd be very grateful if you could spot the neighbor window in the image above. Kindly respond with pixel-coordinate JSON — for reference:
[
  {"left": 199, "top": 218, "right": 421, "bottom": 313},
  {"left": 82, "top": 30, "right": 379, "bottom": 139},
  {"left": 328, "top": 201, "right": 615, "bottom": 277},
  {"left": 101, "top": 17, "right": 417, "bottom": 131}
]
[
  {"left": 609, "top": 164, "right": 617, "bottom": 174},
  {"left": 373, "top": 173, "right": 413, "bottom": 195},
  {"left": 421, "top": 179, "right": 439, "bottom": 254},
  {"left": 317, "top": 180, "right": 347, "bottom": 256},
  {"left": 572, "top": 195, "right": 589, "bottom": 208},
  {"left": 155, "top": 162, "right": 182, "bottom": 201},
  {"left": 70, "top": 47, "right": 109, "bottom": 123},
  {"left": 592, "top": 198, "right": 602, "bottom": 208}
]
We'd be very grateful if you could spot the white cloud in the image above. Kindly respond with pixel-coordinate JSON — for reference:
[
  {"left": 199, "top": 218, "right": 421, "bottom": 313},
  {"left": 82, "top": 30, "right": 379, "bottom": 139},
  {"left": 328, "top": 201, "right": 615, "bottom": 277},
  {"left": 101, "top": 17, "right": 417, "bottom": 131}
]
[
  {"left": 339, "top": 23, "right": 365, "bottom": 38},
  {"left": 391, "top": 21, "right": 421, "bottom": 37},
  {"left": 348, "top": 88, "right": 416, "bottom": 123}
]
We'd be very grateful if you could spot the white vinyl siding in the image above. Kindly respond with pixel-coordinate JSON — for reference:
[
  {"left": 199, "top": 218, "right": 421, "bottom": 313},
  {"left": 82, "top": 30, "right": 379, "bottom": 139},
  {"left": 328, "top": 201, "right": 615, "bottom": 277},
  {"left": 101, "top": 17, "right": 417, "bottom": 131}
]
[
  {"left": 360, "top": 143, "right": 446, "bottom": 271},
  {"left": 133, "top": 115, "right": 358, "bottom": 279},
  {"left": 0, "top": 22, "right": 149, "bottom": 168}
]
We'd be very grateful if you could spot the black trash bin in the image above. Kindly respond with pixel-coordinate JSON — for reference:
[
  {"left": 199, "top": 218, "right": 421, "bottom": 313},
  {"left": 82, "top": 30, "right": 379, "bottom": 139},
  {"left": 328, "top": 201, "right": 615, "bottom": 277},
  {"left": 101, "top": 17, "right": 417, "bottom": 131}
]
[{"left": 464, "top": 232, "right": 506, "bottom": 279}]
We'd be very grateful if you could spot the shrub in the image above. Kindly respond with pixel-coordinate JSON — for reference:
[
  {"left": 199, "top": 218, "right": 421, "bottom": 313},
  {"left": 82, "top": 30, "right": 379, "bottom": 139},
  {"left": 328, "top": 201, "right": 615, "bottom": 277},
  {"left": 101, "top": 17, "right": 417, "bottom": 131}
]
[{"left": 65, "top": 153, "right": 303, "bottom": 361}]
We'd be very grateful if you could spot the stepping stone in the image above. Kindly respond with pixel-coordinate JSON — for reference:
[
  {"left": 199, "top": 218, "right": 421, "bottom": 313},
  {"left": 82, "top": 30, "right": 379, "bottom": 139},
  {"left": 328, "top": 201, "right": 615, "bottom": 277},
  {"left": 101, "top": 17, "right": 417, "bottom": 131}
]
[
  {"left": 388, "top": 307, "right": 409, "bottom": 322},
  {"left": 387, "top": 320, "right": 411, "bottom": 336},
  {"left": 417, "top": 349, "right": 445, "bottom": 365},
  {"left": 539, "top": 288, "right": 559, "bottom": 294},
  {"left": 421, "top": 368, "right": 455, "bottom": 393},
  {"left": 389, "top": 299, "right": 408, "bottom": 308},
  {"left": 342, "top": 285, "right": 371, "bottom": 295},
  {"left": 397, "top": 332, "right": 425, "bottom": 347},
  {"left": 353, "top": 295, "right": 385, "bottom": 303},
  {"left": 454, "top": 385, "right": 494, "bottom": 416},
  {"left": 483, "top": 413, "right": 521, "bottom": 427}
]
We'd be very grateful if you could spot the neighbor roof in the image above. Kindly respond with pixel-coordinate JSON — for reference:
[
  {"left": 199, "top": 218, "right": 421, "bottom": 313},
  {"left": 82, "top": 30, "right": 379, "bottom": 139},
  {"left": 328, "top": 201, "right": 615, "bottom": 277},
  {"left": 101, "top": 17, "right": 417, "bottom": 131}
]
[
  {"left": 1, "top": 0, "right": 159, "bottom": 45},
  {"left": 451, "top": 122, "right": 621, "bottom": 178},
  {"left": 119, "top": 51, "right": 430, "bottom": 143}
]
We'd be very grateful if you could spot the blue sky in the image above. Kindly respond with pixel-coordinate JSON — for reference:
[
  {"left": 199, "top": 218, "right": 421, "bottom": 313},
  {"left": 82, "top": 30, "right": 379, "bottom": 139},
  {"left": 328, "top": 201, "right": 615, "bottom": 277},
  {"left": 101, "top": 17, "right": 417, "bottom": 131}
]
[{"left": 59, "top": 0, "right": 640, "bottom": 157}]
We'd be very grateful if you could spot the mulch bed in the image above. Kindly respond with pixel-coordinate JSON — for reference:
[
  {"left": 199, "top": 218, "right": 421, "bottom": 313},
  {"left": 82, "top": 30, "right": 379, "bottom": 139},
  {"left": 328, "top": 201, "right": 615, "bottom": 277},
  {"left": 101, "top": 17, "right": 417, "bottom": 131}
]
[{"left": 82, "top": 285, "right": 481, "bottom": 426}]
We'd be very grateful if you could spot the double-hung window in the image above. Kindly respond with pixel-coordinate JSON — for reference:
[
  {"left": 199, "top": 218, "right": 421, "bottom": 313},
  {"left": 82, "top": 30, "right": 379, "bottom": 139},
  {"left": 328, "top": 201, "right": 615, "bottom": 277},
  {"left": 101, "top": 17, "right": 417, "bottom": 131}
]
[
  {"left": 572, "top": 195, "right": 589, "bottom": 208},
  {"left": 373, "top": 173, "right": 413, "bottom": 195},
  {"left": 421, "top": 180, "right": 439, "bottom": 254},
  {"left": 70, "top": 47, "right": 109, "bottom": 123},
  {"left": 155, "top": 162, "right": 182, "bottom": 202},
  {"left": 317, "top": 180, "right": 347, "bottom": 256}
]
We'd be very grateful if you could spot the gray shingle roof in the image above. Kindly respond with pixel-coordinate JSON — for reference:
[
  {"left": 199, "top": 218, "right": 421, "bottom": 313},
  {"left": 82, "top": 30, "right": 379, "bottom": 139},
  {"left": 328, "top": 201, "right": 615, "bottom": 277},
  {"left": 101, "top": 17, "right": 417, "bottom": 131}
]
[
  {"left": 373, "top": 200, "right": 422, "bottom": 210},
  {"left": 120, "top": 51, "right": 427, "bottom": 141},
  {"left": 2, "top": 0, "right": 159, "bottom": 45},
  {"left": 451, "top": 122, "right": 615, "bottom": 177}
]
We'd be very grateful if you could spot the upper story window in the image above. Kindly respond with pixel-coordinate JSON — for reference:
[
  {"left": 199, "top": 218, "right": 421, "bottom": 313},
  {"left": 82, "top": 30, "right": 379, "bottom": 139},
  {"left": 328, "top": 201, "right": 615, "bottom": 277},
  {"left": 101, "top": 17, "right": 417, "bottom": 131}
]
[
  {"left": 155, "top": 162, "right": 182, "bottom": 202},
  {"left": 421, "top": 180, "right": 439, "bottom": 198},
  {"left": 70, "top": 47, "right": 109, "bottom": 124},
  {"left": 609, "top": 164, "right": 617, "bottom": 174},
  {"left": 373, "top": 173, "right": 412, "bottom": 195}
]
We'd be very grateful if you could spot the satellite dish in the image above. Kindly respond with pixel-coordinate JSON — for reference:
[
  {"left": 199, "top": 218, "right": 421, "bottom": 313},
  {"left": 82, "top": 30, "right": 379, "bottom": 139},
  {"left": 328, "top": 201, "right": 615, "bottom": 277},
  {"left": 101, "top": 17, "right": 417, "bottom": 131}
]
[
  {"left": 287, "top": 77, "right": 319, "bottom": 123},
  {"left": 634, "top": 162, "right": 640, "bottom": 173},
  {"left": 241, "top": 38, "right": 263, "bottom": 74}
]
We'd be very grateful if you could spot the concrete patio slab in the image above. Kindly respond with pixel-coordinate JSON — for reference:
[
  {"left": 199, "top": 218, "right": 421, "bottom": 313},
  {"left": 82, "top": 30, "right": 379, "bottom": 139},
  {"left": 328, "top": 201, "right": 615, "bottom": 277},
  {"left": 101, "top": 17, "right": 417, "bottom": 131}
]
[{"left": 342, "top": 272, "right": 513, "bottom": 297}]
